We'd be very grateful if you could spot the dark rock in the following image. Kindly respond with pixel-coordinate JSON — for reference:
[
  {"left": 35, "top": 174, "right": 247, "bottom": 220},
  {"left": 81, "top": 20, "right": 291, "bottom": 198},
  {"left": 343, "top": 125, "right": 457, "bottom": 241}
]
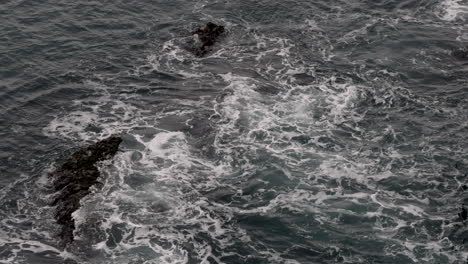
[
  {"left": 50, "top": 136, "right": 122, "bottom": 246},
  {"left": 452, "top": 47, "right": 468, "bottom": 59},
  {"left": 459, "top": 207, "right": 467, "bottom": 222},
  {"left": 192, "top": 22, "right": 225, "bottom": 57}
]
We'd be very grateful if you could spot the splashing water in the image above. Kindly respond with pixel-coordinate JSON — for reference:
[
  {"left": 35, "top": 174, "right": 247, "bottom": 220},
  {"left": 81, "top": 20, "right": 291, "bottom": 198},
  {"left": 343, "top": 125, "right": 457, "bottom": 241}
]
[{"left": 1, "top": 0, "right": 468, "bottom": 263}]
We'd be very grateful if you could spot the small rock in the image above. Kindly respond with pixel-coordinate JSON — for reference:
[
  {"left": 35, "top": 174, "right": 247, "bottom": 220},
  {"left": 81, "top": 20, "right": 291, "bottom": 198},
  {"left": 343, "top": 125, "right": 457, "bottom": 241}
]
[
  {"left": 192, "top": 22, "right": 225, "bottom": 57},
  {"left": 452, "top": 47, "right": 468, "bottom": 59},
  {"left": 459, "top": 207, "right": 467, "bottom": 222}
]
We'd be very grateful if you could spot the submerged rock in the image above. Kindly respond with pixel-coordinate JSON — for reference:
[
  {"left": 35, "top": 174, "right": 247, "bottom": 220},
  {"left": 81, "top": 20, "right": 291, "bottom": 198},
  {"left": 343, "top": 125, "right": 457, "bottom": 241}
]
[
  {"left": 192, "top": 22, "right": 225, "bottom": 57},
  {"left": 50, "top": 136, "right": 122, "bottom": 246}
]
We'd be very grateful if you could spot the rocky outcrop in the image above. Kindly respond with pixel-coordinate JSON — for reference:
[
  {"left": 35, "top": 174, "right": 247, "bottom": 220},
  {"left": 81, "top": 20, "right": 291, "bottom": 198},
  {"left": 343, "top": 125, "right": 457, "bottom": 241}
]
[
  {"left": 50, "top": 136, "right": 122, "bottom": 246},
  {"left": 192, "top": 22, "right": 225, "bottom": 57}
]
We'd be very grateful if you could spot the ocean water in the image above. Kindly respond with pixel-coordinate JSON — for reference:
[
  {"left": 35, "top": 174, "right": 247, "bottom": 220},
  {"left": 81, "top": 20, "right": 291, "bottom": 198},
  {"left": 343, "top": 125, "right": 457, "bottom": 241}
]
[{"left": 1, "top": 0, "right": 468, "bottom": 263}]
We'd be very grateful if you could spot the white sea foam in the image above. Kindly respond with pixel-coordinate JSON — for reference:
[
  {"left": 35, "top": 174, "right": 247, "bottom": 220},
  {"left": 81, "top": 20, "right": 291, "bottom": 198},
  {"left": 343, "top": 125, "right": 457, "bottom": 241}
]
[
  {"left": 438, "top": 0, "right": 468, "bottom": 21},
  {"left": 37, "top": 19, "right": 468, "bottom": 263},
  {"left": 0, "top": 233, "right": 77, "bottom": 264}
]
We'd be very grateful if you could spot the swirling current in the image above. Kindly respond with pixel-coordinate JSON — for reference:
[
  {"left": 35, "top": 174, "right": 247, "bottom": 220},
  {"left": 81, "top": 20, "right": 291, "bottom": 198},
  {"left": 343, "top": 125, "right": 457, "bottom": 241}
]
[{"left": 1, "top": 0, "right": 468, "bottom": 263}]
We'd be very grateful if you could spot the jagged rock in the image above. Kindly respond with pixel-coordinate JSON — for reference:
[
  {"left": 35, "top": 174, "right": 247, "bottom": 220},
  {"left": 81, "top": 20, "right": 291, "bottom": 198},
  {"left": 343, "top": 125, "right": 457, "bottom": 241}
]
[
  {"left": 192, "top": 22, "right": 225, "bottom": 57},
  {"left": 50, "top": 136, "right": 122, "bottom": 246}
]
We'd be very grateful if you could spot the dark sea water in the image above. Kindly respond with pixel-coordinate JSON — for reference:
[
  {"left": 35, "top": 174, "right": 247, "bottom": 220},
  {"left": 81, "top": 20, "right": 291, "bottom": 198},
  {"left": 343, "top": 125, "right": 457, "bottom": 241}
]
[{"left": 1, "top": 0, "right": 468, "bottom": 263}]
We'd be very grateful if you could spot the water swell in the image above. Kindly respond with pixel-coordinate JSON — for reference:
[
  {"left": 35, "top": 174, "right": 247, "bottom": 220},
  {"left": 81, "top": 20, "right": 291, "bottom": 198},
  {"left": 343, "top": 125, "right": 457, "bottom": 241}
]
[{"left": 1, "top": 0, "right": 468, "bottom": 263}]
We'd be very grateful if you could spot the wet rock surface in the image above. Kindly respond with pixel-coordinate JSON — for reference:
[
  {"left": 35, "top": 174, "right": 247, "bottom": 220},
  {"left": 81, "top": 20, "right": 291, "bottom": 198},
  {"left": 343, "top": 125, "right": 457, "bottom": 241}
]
[
  {"left": 50, "top": 136, "right": 122, "bottom": 246},
  {"left": 192, "top": 22, "right": 225, "bottom": 57}
]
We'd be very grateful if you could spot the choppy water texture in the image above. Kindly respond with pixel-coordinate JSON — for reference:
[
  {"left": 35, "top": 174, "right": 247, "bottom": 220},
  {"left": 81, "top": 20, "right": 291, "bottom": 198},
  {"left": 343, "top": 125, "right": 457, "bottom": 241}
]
[{"left": 1, "top": 0, "right": 468, "bottom": 263}]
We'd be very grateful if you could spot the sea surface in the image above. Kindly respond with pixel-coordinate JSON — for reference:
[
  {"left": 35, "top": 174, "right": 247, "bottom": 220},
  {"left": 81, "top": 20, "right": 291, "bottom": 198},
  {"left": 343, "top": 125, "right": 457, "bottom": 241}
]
[{"left": 1, "top": 0, "right": 468, "bottom": 263}]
